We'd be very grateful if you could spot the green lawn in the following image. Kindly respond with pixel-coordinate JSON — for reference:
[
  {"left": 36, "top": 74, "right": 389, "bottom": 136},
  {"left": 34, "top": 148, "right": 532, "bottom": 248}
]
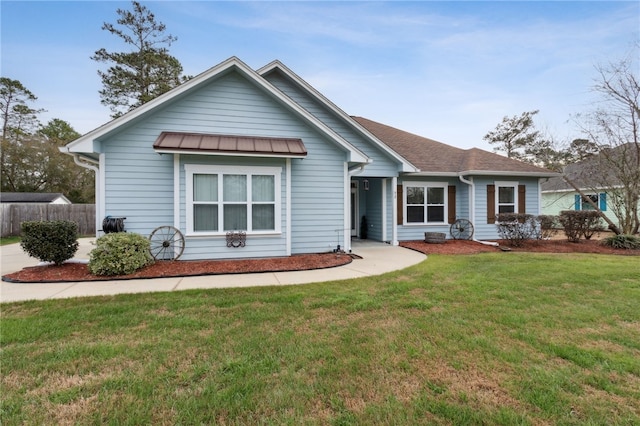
[
  {"left": 2, "top": 253, "right": 639, "bottom": 425},
  {"left": 0, "top": 236, "right": 20, "bottom": 246}
]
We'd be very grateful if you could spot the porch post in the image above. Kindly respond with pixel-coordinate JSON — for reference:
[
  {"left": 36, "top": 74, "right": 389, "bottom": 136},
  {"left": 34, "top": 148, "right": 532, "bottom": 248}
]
[
  {"left": 382, "top": 178, "right": 387, "bottom": 242},
  {"left": 391, "top": 176, "right": 398, "bottom": 246},
  {"left": 344, "top": 162, "right": 351, "bottom": 253},
  {"left": 286, "top": 158, "right": 292, "bottom": 255},
  {"left": 173, "top": 154, "right": 180, "bottom": 229}
]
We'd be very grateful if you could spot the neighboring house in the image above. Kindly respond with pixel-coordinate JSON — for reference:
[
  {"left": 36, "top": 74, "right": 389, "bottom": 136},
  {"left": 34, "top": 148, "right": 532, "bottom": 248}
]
[
  {"left": 541, "top": 146, "right": 639, "bottom": 229},
  {"left": 0, "top": 192, "right": 72, "bottom": 205},
  {"left": 62, "top": 57, "right": 556, "bottom": 260}
]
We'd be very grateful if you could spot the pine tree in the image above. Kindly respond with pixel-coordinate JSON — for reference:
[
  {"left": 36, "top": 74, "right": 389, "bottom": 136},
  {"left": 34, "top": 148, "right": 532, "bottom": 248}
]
[{"left": 91, "top": 1, "right": 186, "bottom": 118}]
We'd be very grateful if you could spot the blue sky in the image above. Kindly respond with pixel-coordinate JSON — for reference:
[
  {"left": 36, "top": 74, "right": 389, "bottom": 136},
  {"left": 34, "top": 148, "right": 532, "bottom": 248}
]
[{"left": 1, "top": 1, "right": 638, "bottom": 150}]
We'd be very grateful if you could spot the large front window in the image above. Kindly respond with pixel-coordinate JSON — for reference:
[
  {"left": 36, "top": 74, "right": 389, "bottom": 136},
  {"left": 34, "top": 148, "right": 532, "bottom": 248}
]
[
  {"left": 186, "top": 165, "right": 281, "bottom": 235},
  {"left": 404, "top": 182, "right": 447, "bottom": 224}
]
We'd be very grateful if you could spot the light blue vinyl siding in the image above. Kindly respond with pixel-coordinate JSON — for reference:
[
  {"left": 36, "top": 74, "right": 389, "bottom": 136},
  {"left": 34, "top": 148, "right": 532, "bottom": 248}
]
[
  {"left": 290, "top": 151, "right": 345, "bottom": 254},
  {"left": 103, "top": 134, "right": 174, "bottom": 236},
  {"left": 473, "top": 177, "right": 541, "bottom": 240},
  {"left": 456, "top": 184, "right": 470, "bottom": 223},
  {"left": 100, "top": 70, "right": 348, "bottom": 259},
  {"left": 265, "top": 71, "right": 402, "bottom": 177}
]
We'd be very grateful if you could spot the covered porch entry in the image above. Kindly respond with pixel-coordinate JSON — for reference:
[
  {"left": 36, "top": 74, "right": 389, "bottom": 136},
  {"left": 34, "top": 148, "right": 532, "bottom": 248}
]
[{"left": 350, "top": 176, "right": 397, "bottom": 245}]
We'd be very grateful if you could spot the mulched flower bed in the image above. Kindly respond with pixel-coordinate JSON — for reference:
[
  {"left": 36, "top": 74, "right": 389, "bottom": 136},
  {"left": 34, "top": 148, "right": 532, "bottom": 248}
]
[
  {"left": 4, "top": 239, "right": 637, "bottom": 284},
  {"left": 2, "top": 253, "right": 353, "bottom": 283},
  {"left": 401, "top": 238, "right": 640, "bottom": 256}
]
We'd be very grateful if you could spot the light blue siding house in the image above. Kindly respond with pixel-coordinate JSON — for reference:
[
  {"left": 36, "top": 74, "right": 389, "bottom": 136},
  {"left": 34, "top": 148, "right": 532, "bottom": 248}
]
[{"left": 63, "top": 57, "right": 556, "bottom": 260}]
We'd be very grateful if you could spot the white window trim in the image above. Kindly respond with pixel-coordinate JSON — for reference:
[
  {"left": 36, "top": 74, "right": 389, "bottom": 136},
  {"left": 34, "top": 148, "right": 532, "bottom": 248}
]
[
  {"left": 495, "top": 181, "right": 519, "bottom": 215},
  {"left": 403, "top": 181, "right": 448, "bottom": 226},
  {"left": 185, "top": 164, "right": 282, "bottom": 236}
]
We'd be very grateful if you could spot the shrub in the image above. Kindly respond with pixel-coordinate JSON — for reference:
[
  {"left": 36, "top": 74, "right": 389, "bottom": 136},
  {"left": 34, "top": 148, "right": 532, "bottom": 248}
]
[
  {"left": 559, "top": 211, "right": 604, "bottom": 242},
  {"left": 20, "top": 220, "right": 79, "bottom": 265},
  {"left": 602, "top": 234, "right": 640, "bottom": 250},
  {"left": 88, "top": 232, "right": 154, "bottom": 276},
  {"left": 496, "top": 213, "right": 536, "bottom": 247},
  {"left": 537, "top": 215, "right": 559, "bottom": 240}
]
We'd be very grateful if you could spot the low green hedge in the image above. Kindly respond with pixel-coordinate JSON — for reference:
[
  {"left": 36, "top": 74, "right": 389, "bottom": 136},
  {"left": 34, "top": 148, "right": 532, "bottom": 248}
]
[{"left": 20, "top": 221, "right": 79, "bottom": 265}]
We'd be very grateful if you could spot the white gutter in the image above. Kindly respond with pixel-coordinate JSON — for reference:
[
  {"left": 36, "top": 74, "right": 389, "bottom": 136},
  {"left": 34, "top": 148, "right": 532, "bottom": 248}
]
[
  {"left": 458, "top": 174, "right": 499, "bottom": 247},
  {"left": 406, "top": 170, "right": 560, "bottom": 178},
  {"left": 60, "top": 148, "right": 102, "bottom": 237}
]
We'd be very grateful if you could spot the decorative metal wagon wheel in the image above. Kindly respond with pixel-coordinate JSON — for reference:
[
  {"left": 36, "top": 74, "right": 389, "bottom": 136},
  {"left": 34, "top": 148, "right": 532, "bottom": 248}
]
[
  {"left": 148, "top": 226, "right": 185, "bottom": 260},
  {"left": 450, "top": 218, "right": 474, "bottom": 240}
]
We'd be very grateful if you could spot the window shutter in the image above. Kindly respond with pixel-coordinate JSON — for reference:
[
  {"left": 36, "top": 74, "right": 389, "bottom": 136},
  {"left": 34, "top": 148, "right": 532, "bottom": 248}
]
[
  {"left": 397, "top": 185, "right": 403, "bottom": 225},
  {"left": 518, "top": 185, "right": 526, "bottom": 213},
  {"left": 574, "top": 194, "right": 581, "bottom": 210},
  {"left": 487, "top": 184, "right": 496, "bottom": 224},
  {"left": 448, "top": 185, "right": 457, "bottom": 224},
  {"left": 599, "top": 193, "right": 607, "bottom": 211}
]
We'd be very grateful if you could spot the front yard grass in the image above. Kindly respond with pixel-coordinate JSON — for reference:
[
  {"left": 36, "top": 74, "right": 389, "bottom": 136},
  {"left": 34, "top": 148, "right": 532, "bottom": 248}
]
[
  {"left": 0, "top": 236, "right": 20, "bottom": 246},
  {"left": 1, "top": 253, "right": 639, "bottom": 425}
]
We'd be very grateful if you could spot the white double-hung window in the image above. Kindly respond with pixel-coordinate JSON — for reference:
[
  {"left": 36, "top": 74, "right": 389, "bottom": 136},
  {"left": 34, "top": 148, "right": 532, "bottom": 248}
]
[
  {"left": 186, "top": 165, "right": 281, "bottom": 235},
  {"left": 495, "top": 181, "right": 518, "bottom": 214},
  {"left": 404, "top": 182, "right": 447, "bottom": 224}
]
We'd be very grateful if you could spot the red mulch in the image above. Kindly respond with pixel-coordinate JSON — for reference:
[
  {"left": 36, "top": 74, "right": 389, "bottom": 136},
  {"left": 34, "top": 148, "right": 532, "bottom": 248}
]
[
  {"left": 401, "top": 239, "right": 640, "bottom": 256},
  {"left": 3, "top": 239, "right": 638, "bottom": 284},
  {"left": 2, "top": 253, "right": 353, "bottom": 283}
]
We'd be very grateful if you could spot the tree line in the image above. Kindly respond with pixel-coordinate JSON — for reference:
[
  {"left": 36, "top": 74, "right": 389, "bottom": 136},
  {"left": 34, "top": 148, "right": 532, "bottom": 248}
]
[{"left": 1, "top": 1, "right": 187, "bottom": 202}]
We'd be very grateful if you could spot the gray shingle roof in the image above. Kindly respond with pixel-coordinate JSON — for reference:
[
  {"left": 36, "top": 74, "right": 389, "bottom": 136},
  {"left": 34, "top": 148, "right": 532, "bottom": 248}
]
[
  {"left": 541, "top": 143, "right": 639, "bottom": 192},
  {"left": 353, "top": 116, "right": 556, "bottom": 176},
  {"left": 0, "top": 192, "right": 69, "bottom": 203}
]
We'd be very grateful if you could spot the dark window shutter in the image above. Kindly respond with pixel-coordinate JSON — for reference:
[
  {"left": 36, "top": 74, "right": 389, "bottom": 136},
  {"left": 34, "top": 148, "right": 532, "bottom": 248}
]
[
  {"left": 599, "top": 193, "right": 607, "bottom": 211},
  {"left": 397, "top": 185, "right": 403, "bottom": 225},
  {"left": 448, "top": 185, "right": 456, "bottom": 224},
  {"left": 574, "top": 194, "right": 581, "bottom": 210},
  {"left": 518, "top": 185, "right": 526, "bottom": 213},
  {"left": 487, "top": 184, "right": 496, "bottom": 224}
]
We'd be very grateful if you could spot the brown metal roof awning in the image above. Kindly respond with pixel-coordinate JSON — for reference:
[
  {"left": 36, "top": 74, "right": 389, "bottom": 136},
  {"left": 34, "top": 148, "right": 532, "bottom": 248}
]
[{"left": 153, "top": 132, "right": 307, "bottom": 158}]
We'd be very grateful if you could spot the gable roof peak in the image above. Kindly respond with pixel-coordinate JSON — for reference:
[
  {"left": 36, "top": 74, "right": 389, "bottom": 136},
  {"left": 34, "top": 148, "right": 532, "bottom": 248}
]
[{"left": 64, "top": 56, "right": 370, "bottom": 164}]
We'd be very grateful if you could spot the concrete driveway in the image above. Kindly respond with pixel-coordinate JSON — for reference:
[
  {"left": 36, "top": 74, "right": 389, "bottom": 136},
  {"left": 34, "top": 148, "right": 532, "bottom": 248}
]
[{"left": 0, "top": 239, "right": 426, "bottom": 303}]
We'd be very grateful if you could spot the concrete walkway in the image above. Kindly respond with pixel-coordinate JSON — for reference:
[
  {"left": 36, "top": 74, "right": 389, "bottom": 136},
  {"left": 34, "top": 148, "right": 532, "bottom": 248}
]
[{"left": 0, "top": 238, "right": 426, "bottom": 303}]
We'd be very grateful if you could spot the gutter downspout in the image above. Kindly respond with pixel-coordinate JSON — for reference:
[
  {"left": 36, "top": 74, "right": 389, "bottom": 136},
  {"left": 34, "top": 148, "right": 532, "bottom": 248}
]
[
  {"left": 458, "top": 174, "right": 499, "bottom": 247},
  {"left": 60, "top": 147, "right": 102, "bottom": 237}
]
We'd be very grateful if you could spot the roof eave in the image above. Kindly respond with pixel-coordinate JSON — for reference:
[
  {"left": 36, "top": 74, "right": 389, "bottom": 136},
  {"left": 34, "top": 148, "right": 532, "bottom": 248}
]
[
  {"left": 404, "top": 170, "right": 559, "bottom": 178},
  {"left": 459, "top": 170, "right": 561, "bottom": 178}
]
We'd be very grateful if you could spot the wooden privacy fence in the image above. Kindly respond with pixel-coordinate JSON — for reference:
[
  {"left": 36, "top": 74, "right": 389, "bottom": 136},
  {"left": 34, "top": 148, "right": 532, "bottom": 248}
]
[{"left": 0, "top": 204, "right": 96, "bottom": 237}]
